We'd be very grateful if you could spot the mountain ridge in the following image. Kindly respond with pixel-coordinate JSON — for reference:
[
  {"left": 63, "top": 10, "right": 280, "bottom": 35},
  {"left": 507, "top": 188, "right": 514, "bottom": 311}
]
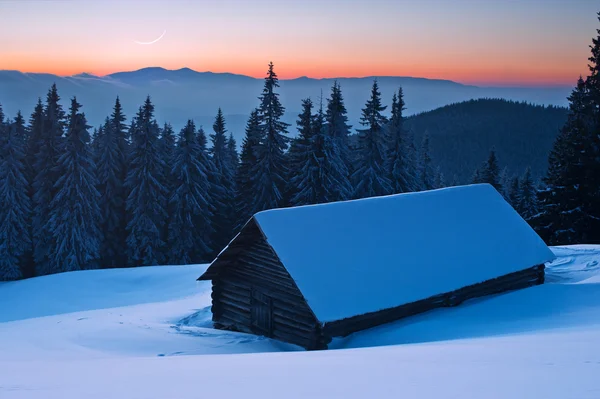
[
  {"left": 1, "top": 66, "right": 571, "bottom": 89},
  {"left": 0, "top": 68, "right": 572, "bottom": 181}
]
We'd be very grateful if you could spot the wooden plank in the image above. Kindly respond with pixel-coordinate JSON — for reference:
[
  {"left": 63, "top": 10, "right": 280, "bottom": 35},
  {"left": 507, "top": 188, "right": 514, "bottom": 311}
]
[
  {"left": 203, "top": 217, "right": 322, "bottom": 350},
  {"left": 214, "top": 288, "right": 252, "bottom": 306},
  {"left": 323, "top": 264, "right": 545, "bottom": 338},
  {"left": 272, "top": 308, "right": 320, "bottom": 327},
  {"left": 216, "top": 311, "right": 251, "bottom": 328}
]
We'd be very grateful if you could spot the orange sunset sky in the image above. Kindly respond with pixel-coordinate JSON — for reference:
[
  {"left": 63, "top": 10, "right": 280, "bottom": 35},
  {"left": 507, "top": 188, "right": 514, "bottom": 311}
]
[{"left": 0, "top": 0, "right": 598, "bottom": 86}]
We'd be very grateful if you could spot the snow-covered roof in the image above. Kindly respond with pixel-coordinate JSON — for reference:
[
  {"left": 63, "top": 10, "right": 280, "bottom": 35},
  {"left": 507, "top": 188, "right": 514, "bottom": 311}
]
[{"left": 253, "top": 184, "right": 555, "bottom": 323}]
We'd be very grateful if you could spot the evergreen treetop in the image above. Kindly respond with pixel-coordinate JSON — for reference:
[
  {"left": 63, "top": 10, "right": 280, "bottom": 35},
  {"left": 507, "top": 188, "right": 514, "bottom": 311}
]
[{"left": 49, "top": 97, "right": 102, "bottom": 272}]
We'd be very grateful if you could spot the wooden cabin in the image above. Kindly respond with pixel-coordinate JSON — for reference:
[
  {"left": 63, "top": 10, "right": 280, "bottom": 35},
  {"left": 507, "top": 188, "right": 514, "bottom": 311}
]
[{"left": 197, "top": 184, "right": 556, "bottom": 350}]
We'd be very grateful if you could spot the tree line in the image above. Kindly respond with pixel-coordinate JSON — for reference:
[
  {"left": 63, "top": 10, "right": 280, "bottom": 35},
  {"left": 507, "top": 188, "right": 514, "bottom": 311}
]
[
  {"left": 2, "top": 13, "right": 598, "bottom": 281},
  {"left": 0, "top": 62, "right": 449, "bottom": 281}
]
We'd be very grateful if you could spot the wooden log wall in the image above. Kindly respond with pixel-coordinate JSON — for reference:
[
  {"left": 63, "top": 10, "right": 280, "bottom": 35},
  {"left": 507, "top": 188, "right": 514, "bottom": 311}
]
[
  {"left": 322, "top": 264, "right": 545, "bottom": 338},
  {"left": 209, "top": 218, "right": 330, "bottom": 350}
]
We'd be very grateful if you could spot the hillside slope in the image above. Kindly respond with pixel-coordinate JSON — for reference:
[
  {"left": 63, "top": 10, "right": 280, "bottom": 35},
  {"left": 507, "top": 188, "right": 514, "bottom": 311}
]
[
  {"left": 0, "top": 246, "right": 599, "bottom": 398},
  {"left": 405, "top": 99, "right": 568, "bottom": 182}
]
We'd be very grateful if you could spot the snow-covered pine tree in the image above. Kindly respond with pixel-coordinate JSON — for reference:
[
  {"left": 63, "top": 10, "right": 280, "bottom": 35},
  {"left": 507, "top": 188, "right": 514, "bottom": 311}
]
[
  {"left": 325, "top": 81, "right": 353, "bottom": 185},
  {"left": 25, "top": 99, "right": 44, "bottom": 187},
  {"left": 387, "top": 88, "right": 417, "bottom": 193},
  {"left": 0, "top": 115, "right": 32, "bottom": 280},
  {"left": 498, "top": 166, "right": 510, "bottom": 199},
  {"left": 112, "top": 97, "right": 130, "bottom": 158},
  {"left": 195, "top": 126, "right": 217, "bottom": 260},
  {"left": 352, "top": 80, "right": 391, "bottom": 198},
  {"left": 290, "top": 98, "right": 352, "bottom": 206},
  {"left": 533, "top": 78, "right": 591, "bottom": 244},
  {"left": 209, "top": 108, "right": 236, "bottom": 253},
  {"left": 287, "top": 98, "right": 314, "bottom": 205},
  {"left": 508, "top": 176, "right": 521, "bottom": 211},
  {"left": 0, "top": 103, "right": 5, "bottom": 138},
  {"left": 96, "top": 104, "right": 129, "bottom": 268},
  {"left": 90, "top": 126, "right": 102, "bottom": 161},
  {"left": 160, "top": 123, "right": 176, "bottom": 172},
  {"left": 405, "top": 130, "right": 420, "bottom": 190},
  {"left": 471, "top": 167, "right": 482, "bottom": 184},
  {"left": 12, "top": 112, "right": 33, "bottom": 277},
  {"left": 449, "top": 174, "right": 460, "bottom": 187},
  {"left": 518, "top": 167, "right": 538, "bottom": 221},
  {"left": 11, "top": 112, "right": 29, "bottom": 184},
  {"left": 226, "top": 133, "right": 239, "bottom": 170},
  {"left": 418, "top": 132, "right": 434, "bottom": 190},
  {"left": 167, "top": 120, "right": 214, "bottom": 264},
  {"left": 159, "top": 122, "right": 176, "bottom": 258},
  {"left": 433, "top": 166, "right": 445, "bottom": 189},
  {"left": 125, "top": 97, "right": 168, "bottom": 266},
  {"left": 48, "top": 98, "right": 102, "bottom": 272},
  {"left": 110, "top": 98, "right": 130, "bottom": 264},
  {"left": 234, "top": 110, "right": 261, "bottom": 229},
  {"left": 583, "top": 12, "right": 600, "bottom": 243},
  {"left": 480, "top": 150, "right": 503, "bottom": 193},
  {"left": 251, "top": 62, "right": 290, "bottom": 213},
  {"left": 32, "top": 84, "right": 66, "bottom": 276}
]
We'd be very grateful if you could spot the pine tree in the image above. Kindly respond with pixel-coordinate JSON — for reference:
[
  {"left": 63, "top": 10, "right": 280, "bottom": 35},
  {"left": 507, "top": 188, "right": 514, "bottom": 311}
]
[
  {"left": 480, "top": 150, "right": 503, "bottom": 192},
  {"left": 160, "top": 122, "right": 176, "bottom": 198},
  {"left": 159, "top": 122, "right": 176, "bottom": 258},
  {"left": 498, "top": 166, "right": 510, "bottom": 199},
  {"left": 168, "top": 120, "right": 214, "bottom": 264},
  {"left": 418, "top": 133, "right": 434, "bottom": 190},
  {"left": 471, "top": 167, "right": 482, "bottom": 184},
  {"left": 433, "top": 166, "right": 445, "bottom": 189},
  {"left": 96, "top": 99, "right": 129, "bottom": 268},
  {"left": 353, "top": 80, "right": 391, "bottom": 198},
  {"left": 325, "top": 81, "right": 353, "bottom": 180},
  {"left": 112, "top": 97, "right": 130, "bottom": 158},
  {"left": 387, "top": 88, "right": 417, "bottom": 193},
  {"left": 32, "top": 84, "right": 66, "bottom": 276},
  {"left": 583, "top": 12, "right": 600, "bottom": 242},
  {"left": 234, "top": 110, "right": 261, "bottom": 229},
  {"left": 160, "top": 123, "right": 176, "bottom": 168},
  {"left": 0, "top": 103, "right": 5, "bottom": 139},
  {"left": 290, "top": 99, "right": 352, "bottom": 206},
  {"left": 195, "top": 126, "right": 217, "bottom": 259},
  {"left": 0, "top": 113, "right": 32, "bottom": 280},
  {"left": 449, "top": 174, "right": 460, "bottom": 187},
  {"left": 251, "top": 62, "right": 290, "bottom": 213},
  {"left": 533, "top": 78, "right": 592, "bottom": 244},
  {"left": 125, "top": 97, "right": 167, "bottom": 266},
  {"left": 518, "top": 167, "right": 537, "bottom": 220},
  {"left": 508, "top": 176, "right": 521, "bottom": 211},
  {"left": 48, "top": 98, "right": 102, "bottom": 272},
  {"left": 90, "top": 126, "right": 102, "bottom": 160},
  {"left": 25, "top": 99, "right": 44, "bottom": 184},
  {"left": 209, "top": 108, "right": 236, "bottom": 252},
  {"left": 405, "top": 130, "right": 420, "bottom": 189},
  {"left": 287, "top": 98, "right": 315, "bottom": 204},
  {"left": 226, "top": 133, "right": 239, "bottom": 170}
]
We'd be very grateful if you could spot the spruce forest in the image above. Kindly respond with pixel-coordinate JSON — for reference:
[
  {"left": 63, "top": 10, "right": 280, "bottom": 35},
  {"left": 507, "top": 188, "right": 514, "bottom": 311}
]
[{"left": 1, "top": 15, "right": 600, "bottom": 281}]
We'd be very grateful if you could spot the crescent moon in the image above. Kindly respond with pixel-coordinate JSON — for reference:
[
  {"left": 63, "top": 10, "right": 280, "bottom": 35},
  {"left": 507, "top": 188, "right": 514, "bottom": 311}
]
[{"left": 134, "top": 30, "right": 167, "bottom": 45}]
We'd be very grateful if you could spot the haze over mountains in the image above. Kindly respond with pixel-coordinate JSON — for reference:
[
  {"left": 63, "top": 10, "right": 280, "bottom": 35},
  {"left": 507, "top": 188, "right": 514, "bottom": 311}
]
[{"left": 0, "top": 67, "right": 572, "bottom": 140}]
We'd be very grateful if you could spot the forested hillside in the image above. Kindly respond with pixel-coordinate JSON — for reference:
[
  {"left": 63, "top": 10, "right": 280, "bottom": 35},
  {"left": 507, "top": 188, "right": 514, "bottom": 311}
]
[{"left": 404, "top": 99, "right": 568, "bottom": 183}]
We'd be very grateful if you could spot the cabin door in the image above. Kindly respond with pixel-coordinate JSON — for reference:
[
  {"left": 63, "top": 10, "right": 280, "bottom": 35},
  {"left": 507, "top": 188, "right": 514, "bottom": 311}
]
[{"left": 251, "top": 288, "right": 273, "bottom": 337}]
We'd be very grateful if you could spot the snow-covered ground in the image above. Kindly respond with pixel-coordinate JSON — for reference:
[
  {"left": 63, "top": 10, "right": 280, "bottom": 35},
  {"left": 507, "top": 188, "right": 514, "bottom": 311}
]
[{"left": 1, "top": 245, "right": 599, "bottom": 398}]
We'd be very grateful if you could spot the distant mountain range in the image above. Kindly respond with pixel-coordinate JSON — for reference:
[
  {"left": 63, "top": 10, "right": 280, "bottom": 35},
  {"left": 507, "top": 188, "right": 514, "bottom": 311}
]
[{"left": 0, "top": 67, "right": 573, "bottom": 141}]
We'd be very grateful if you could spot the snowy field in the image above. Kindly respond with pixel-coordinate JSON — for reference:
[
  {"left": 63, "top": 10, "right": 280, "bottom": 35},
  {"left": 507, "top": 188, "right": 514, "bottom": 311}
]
[{"left": 0, "top": 245, "right": 599, "bottom": 398}]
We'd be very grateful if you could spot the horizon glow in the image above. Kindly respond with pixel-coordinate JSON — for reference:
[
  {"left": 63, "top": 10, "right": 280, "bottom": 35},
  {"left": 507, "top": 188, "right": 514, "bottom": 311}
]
[{"left": 0, "top": 0, "right": 597, "bottom": 87}]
